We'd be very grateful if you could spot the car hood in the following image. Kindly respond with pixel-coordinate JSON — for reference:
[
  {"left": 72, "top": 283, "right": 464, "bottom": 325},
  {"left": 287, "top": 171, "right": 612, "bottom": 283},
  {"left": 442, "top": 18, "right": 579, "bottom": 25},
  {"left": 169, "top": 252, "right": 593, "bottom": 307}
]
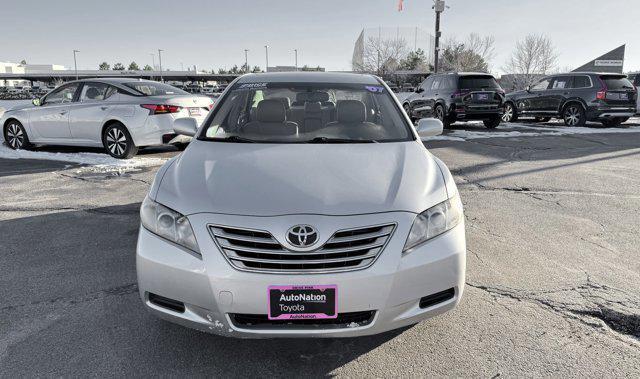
[{"left": 156, "top": 140, "right": 448, "bottom": 217}]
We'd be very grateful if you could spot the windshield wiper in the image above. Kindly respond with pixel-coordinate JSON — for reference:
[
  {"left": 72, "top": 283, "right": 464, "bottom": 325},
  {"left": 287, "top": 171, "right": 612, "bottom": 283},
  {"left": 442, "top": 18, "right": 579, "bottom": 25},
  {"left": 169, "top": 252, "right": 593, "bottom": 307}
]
[
  {"left": 305, "top": 137, "right": 378, "bottom": 144},
  {"left": 207, "top": 135, "right": 257, "bottom": 143}
]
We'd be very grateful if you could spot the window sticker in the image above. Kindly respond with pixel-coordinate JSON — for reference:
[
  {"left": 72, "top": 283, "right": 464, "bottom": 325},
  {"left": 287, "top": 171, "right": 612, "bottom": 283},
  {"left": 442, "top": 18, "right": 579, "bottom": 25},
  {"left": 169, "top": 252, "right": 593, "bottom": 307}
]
[
  {"left": 237, "top": 82, "right": 268, "bottom": 90},
  {"left": 365, "top": 85, "right": 384, "bottom": 93}
]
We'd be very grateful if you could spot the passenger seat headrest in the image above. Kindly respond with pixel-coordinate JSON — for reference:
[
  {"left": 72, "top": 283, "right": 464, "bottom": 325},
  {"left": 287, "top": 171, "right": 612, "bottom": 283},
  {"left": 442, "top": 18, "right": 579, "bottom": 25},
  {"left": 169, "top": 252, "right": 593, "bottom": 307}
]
[
  {"left": 257, "top": 99, "right": 287, "bottom": 122},
  {"left": 336, "top": 100, "right": 366, "bottom": 123},
  {"left": 271, "top": 97, "right": 291, "bottom": 109}
]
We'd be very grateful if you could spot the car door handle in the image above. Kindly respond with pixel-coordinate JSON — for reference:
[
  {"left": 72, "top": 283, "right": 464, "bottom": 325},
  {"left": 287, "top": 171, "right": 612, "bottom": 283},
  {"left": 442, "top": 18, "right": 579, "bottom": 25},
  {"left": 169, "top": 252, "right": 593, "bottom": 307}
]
[
  {"left": 100, "top": 106, "right": 109, "bottom": 111},
  {"left": 59, "top": 111, "right": 68, "bottom": 115}
]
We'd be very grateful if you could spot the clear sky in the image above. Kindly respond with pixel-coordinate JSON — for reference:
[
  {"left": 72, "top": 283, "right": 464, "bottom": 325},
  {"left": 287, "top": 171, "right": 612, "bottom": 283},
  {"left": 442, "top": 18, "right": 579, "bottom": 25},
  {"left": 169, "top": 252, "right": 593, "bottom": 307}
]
[{"left": 2, "top": 0, "right": 639, "bottom": 74}]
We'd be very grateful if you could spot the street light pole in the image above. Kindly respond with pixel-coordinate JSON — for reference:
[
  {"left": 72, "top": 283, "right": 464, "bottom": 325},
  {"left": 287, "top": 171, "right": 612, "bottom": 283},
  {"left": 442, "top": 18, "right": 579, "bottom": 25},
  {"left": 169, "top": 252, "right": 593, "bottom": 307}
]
[
  {"left": 73, "top": 50, "right": 80, "bottom": 80},
  {"left": 244, "top": 49, "right": 249, "bottom": 73},
  {"left": 294, "top": 49, "right": 298, "bottom": 71},
  {"left": 432, "top": 0, "right": 446, "bottom": 73},
  {"left": 264, "top": 45, "right": 269, "bottom": 72},
  {"left": 158, "top": 49, "right": 164, "bottom": 82}
]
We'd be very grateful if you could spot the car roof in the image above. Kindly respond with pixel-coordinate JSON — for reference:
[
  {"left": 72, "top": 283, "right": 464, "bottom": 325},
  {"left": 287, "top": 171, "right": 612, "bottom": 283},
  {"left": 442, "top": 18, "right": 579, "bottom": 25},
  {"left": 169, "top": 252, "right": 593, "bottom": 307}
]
[
  {"left": 63, "top": 77, "right": 164, "bottom": 85},
  {"left": 551, "top": 72, "right": 626, "bottom": 76},
  {"left": 432, "top": 72, "right": 495, "bottom": 77},
  {"left": 236, "top": 72, "right": 381, "bottom": 84}
]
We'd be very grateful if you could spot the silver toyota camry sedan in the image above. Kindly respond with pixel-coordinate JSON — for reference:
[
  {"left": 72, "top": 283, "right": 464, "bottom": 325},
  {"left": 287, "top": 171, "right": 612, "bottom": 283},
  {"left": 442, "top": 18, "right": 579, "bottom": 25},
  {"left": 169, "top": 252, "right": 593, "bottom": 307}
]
[
  {"left": 136, "top": 72, "right": 466, "bottom": 338},
  {"left": 1, "top": 78, "right": 213, "bottom": 158}
]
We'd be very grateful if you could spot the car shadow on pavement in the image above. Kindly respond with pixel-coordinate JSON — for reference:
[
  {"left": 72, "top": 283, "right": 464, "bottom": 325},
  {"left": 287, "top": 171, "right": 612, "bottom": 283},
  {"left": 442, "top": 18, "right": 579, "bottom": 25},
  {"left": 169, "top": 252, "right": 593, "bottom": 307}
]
[{"left": 0, "top": 203, "right": 410, "bottom": 376}]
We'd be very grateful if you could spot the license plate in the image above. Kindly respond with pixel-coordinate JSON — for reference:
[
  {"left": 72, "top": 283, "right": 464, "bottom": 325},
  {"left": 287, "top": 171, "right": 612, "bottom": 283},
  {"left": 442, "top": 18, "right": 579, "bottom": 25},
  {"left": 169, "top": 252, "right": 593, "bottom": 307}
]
[
  {"left": 268, "top": 285, "right": 337, "bottom": 320},
  {"left": 188, "top": 107, "right": 201, "bottom": 116},
  {"left": 619, "top": 93, "right": 628, "bottom": 100},
  {"left": 475, "top": 93, "right": 489, "bottom": 101}
]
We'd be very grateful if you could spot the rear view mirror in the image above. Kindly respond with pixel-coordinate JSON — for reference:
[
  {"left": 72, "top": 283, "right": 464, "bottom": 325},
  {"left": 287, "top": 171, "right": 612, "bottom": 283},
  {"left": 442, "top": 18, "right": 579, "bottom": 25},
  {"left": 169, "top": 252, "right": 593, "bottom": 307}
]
[
  {"left": 416, "top": 118, "right": 443, "bottom": 139},
  {"left": 32, "top": 98, "right": 41, "bottom": 106},
  {"left": 173, "top": 117, "right": 198, "bottom": 137}
]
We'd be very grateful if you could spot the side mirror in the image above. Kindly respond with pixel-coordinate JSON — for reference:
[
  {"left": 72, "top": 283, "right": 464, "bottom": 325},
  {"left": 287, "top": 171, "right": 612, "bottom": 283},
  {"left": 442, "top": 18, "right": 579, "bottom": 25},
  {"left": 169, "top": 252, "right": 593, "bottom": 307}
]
[
  {"left": 416, "top": 118, "right": 443, "bottom": 139},
  {"left": 32, "top": 98, "right": 41, "bottom": 106},
  {"left": 173, "top": 117, "right": 198, "bottom": 137},
  {"left": 415, "top": 87, "right": 424, "bottom": 93}
]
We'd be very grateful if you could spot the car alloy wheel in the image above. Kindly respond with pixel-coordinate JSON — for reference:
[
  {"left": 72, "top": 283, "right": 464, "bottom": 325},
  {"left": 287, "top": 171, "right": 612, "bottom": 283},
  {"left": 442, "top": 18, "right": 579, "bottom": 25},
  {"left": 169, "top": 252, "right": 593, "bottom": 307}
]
[
  {"left": 6, "top": 122, "right": 25, "bottom": 149},
  {"left": 435, "top": 105, "right": 444, "bottom": 121},
  {"left": 564, "top": 106, "right": 581, "bottom": 126},
  {"left": 502, "top": 104, "right": 513, "bottom": 122},
  {"left": 106, "top": 127, "right": 128, "bottom": 156}
]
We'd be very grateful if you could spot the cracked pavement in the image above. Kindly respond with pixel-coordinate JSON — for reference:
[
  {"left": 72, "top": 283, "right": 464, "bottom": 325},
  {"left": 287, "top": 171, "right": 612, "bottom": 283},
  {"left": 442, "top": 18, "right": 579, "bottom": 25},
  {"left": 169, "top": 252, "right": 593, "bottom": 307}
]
[{"left": 1, "top": 126, "right": 639, "bottom": 377}]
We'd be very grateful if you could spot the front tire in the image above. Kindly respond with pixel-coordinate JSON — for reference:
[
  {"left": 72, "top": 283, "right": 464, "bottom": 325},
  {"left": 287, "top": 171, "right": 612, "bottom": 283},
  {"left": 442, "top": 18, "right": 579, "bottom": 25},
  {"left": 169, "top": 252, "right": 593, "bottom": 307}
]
[
  {"left": 3, "top": 120, "right": 31, "bottom": 150},
  {"left": 483, "top": 116, "right": 501, "bottom": 129},
  {"left": 403, "top": 103, "right": 415, "bottom": 123},
  {"left": 502, "top": 102, "right": 517, "bottom": 123},
  {"left": 102, "top": 123, "right": 138, "bottom": 159},
  {"left": 562, "top": 104, "right": 586, "bottom": 127},
  {"left": 434, "top": 104, "right": 451, "bottom": 128}
]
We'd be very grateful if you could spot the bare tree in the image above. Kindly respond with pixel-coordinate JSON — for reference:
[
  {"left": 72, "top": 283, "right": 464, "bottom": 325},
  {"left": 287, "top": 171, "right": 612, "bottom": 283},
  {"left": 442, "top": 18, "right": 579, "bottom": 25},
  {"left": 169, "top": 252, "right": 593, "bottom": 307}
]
[
  {"left": 502, "top": 34, "right": 558, "bottom": 90},
  {"left": 354, "top": 36, "right": 408, "bottom": 75},
  {"left": 439, "top": 33, "right": 495, "bottom": 73}
]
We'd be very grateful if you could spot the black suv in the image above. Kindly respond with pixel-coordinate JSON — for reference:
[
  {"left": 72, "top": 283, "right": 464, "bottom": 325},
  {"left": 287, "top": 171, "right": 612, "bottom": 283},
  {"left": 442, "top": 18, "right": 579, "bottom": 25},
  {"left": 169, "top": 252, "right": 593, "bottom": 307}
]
[
  {"left": 502, "top": 72, "right": 637, "bottom": 127},
  {"left": 403, "top": 72, "right": 505, "bottom": 128}
]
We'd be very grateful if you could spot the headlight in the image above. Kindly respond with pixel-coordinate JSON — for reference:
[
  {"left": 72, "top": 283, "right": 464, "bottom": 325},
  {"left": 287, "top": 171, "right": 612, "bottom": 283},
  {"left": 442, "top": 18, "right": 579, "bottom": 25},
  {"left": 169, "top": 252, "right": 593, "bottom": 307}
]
[
  {"left": 403, "top": 194, "right": 463, "bottom": 252},
  {"left": 140, "top": 196, "right": 200, "bottom": 253}
]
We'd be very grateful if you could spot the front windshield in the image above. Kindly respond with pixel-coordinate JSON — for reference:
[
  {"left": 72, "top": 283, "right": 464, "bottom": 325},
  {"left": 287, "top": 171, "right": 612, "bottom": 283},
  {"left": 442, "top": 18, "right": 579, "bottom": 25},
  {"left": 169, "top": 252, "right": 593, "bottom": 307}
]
[{"left": 200, "top": 82, "right": 413, "bottom": 143}]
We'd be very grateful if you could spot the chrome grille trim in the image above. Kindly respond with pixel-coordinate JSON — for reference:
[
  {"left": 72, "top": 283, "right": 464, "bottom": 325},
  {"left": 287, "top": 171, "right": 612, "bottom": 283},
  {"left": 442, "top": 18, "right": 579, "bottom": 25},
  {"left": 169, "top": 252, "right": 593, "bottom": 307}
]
[{"left": 208, "top": 223, "right": 396, "bottom": 274}]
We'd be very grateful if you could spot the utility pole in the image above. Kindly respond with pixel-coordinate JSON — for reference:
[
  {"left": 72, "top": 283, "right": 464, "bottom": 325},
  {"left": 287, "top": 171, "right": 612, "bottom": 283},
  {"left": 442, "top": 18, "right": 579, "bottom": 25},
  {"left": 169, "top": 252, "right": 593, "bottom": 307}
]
[
  {"left": 158, "top": 49, "right": 164, "bottom": 82},
  {"left": 432, "top": 0, "right": 446, "bottom": 73},
  {"left": 73, "top": 50, "right": 80, "bottom": 80},
  {"left": 294, "top": 49, "right": 298, "bottom": 71},
  {"left": 244, "top": 49, "right": 249, "bottom": 72},
  {"left": 264, "top": 45, "right": 269, "bottom": 72}
]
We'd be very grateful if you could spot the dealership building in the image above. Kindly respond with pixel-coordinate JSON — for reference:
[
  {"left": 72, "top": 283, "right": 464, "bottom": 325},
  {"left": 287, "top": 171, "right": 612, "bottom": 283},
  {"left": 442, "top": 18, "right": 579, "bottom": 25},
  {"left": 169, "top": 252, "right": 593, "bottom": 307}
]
[{"left": 572, "top": 44, "right": 626, "bottom": 73}]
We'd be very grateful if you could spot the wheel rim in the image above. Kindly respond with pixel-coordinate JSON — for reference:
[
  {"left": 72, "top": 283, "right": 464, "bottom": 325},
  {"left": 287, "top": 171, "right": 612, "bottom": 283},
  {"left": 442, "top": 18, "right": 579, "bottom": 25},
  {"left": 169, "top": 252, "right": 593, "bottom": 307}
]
[
  {"left": 6, "top": 123, "right": 24, "bottom": 149},
  {"left": 106, "top": 128, "right": 127, "bottom": 156},
  {"left": 564, "top": 106, "right": 580, "bottom": 126},
  {"left": 435, "top": 106, "right": 444, "bottom": 121},
  {"left": 502, "top": 104, "right": 513, "bottom": 122}
]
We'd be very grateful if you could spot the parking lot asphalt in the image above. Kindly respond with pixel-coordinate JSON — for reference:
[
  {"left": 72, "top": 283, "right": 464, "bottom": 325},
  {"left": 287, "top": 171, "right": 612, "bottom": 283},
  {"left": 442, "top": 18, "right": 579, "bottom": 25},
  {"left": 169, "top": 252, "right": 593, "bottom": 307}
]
[{"left": 1, "top": 122, "right": 639, "bottom": 377}]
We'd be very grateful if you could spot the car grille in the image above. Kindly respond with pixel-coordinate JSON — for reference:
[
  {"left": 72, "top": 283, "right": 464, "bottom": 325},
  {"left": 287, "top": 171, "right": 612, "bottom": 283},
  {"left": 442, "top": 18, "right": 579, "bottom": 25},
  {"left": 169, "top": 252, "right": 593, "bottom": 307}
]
[
  {"left": 230, "top": 311, "right": 376, "bottom": 329},
  {"left": 209, "top": 223, "right": 396, "bottom": 273}
]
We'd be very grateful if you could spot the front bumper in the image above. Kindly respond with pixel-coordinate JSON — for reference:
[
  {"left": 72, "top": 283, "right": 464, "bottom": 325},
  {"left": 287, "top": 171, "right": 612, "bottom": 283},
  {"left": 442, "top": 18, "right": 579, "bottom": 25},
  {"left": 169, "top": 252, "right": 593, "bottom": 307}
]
[{"left": 136, "top": 212, "right": 466, "bottom": 338}]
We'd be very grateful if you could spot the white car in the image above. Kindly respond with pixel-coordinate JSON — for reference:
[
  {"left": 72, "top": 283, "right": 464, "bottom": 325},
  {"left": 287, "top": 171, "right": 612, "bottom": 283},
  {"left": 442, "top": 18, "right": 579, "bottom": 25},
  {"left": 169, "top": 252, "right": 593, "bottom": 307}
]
[
  {"left": 136, "top": 72, "right": 466, "bottom": 338},
  {"left": 1, "top": 78, "right": 213, "bottom": 158}
]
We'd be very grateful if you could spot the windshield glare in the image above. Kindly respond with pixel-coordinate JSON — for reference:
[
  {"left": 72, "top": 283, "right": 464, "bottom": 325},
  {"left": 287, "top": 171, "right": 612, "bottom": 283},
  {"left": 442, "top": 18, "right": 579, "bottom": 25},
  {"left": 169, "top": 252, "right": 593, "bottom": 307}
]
[{"left": 201, "top": 82, "right": 413, "bottom": 143}]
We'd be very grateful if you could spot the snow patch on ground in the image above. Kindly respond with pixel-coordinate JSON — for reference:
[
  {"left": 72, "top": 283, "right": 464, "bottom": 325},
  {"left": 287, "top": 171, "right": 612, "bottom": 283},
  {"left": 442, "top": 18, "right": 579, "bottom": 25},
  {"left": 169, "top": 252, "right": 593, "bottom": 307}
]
[
  {"left": 423, "top": 123, "right": 640, "bottom": 142},
  {"left": 0, "top": 144, "right": 167, "bottom": 168}
]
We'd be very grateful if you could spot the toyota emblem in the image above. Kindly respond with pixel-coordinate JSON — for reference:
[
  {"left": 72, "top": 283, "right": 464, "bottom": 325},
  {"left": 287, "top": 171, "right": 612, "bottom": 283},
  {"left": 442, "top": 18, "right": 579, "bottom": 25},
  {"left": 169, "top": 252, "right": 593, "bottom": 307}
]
[{"left": 286, "top": 225, "right": 318, "bottom": 248}]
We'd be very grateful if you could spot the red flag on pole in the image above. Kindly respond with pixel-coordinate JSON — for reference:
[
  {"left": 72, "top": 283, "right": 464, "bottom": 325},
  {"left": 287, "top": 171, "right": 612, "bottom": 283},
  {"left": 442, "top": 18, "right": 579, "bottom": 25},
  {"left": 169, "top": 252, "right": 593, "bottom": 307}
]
[{"left": 398, "top": 0, "right": 404, "bottom": 11}]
